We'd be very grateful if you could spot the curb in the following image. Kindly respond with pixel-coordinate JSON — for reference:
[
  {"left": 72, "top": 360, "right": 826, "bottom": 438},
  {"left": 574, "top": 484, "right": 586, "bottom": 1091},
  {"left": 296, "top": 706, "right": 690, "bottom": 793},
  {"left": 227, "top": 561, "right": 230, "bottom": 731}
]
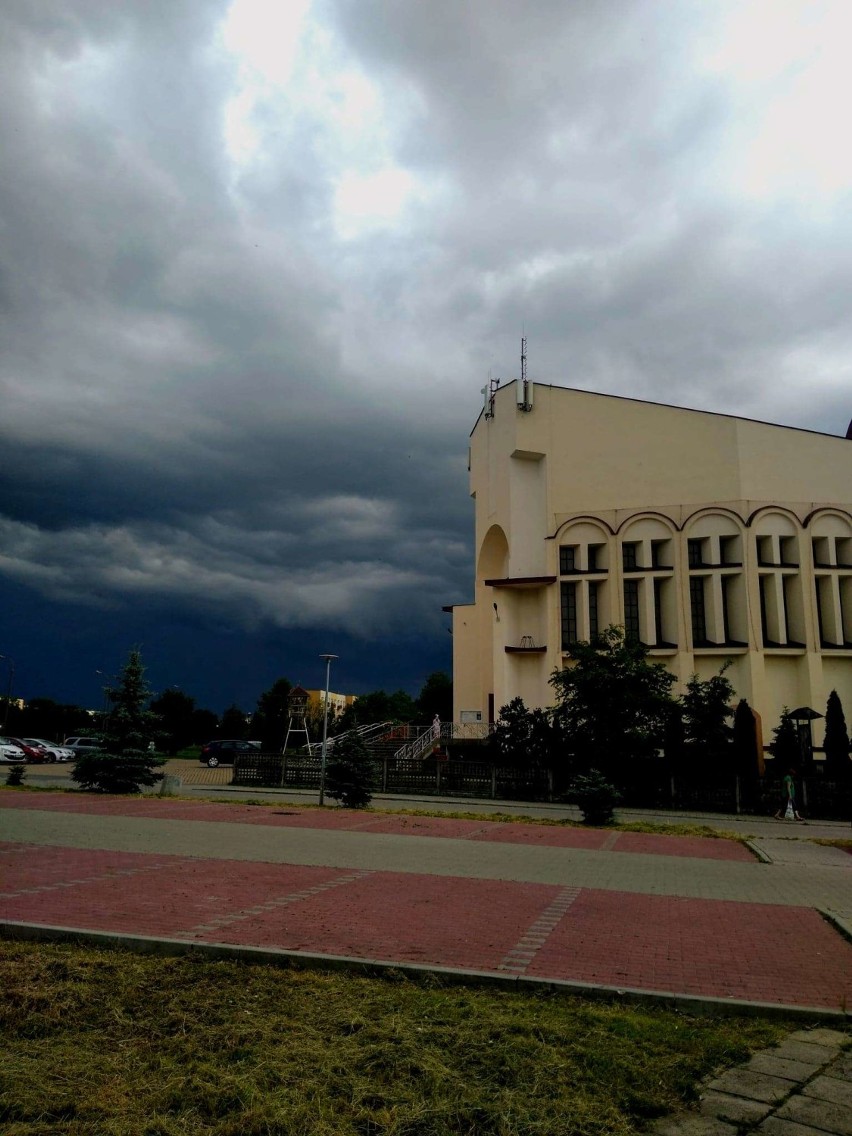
[
  {"left": 820, "top": 907, "right": 852, "bottom": 945},
  {"left": 745, "top": 839, "right": 773, "bottom": 863},
  {"left": 2, "top": 920, "right": 849, "bottom": 1023}
]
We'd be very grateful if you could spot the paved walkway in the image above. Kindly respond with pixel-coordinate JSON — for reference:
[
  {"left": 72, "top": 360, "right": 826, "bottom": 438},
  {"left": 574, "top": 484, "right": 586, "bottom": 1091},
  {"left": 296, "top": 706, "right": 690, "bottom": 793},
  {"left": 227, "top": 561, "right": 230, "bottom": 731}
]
[{"left": 1, "top": 792, "right": 851, "bottom": 1019}]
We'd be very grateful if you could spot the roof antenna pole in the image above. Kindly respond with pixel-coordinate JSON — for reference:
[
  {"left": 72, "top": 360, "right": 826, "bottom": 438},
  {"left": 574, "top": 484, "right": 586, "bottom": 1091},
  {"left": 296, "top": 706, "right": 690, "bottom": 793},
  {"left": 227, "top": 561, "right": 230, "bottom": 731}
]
[{"left": 517, "top": 332, "right": 533, "bottom": 412}]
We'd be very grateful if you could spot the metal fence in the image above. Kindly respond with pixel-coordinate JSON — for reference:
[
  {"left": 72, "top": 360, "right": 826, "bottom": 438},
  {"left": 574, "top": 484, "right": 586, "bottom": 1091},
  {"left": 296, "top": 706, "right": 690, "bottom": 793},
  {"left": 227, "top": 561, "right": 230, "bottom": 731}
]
[{"left": 231, "top": 752, "right": 851, "bottom": 819}]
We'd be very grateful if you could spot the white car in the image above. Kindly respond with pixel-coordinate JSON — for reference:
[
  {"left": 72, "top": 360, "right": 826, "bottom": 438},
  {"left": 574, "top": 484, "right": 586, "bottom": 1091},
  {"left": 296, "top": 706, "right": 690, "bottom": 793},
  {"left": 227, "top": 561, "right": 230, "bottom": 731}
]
[
  {"left": 23, "top": 738, "right": 74, "bottom": 763},
  {"left": 0, "top": 737, "right": 27, "bottom": 763}
]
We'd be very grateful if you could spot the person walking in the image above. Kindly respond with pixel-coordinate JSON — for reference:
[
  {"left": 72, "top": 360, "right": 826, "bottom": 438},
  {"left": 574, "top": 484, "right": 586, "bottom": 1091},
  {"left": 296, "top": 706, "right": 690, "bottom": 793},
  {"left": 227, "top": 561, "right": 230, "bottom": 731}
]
[{"left": 774, "top": 768, "right": 803, "bottom": 821}]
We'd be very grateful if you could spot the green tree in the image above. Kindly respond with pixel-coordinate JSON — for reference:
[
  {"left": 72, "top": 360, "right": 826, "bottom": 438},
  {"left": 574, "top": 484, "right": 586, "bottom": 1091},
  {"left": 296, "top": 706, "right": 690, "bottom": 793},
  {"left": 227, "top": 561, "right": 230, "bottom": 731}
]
[
  {"left": 769, "top": 708, "right": 799, "bottom": 770},
  {"left": 822, "top": 690, "right": 850, "bottom": 779},
  {"left": 550, "top": 625, "right": 678, "bottom": 780},
  {"left": 732, "top": 699, "right": 760, "bottom": 778},
  {"left": 680, "top": 664, "right": 735, "bottom": 772},
  {"left": 417, "top": 672, "right": 453, "bottom": 722},
  {"left": 251, "top": 678, "right": 292, "bottom": 751},
  {"left": 337, "top": 689, "right": 417, "bottom": 733},
  {"left": 191, "top": 708, "right": 219, "bottom": 744},
  {"left": 490, "top": 697, "right": 556, "bottom": 769},
  {"left": 71, "top": 648, "right": 164, "bottom": 794},
  {"left": 149, "top": 689, "right": 197, "bottom": 755},
  {"left": 220, "top": 704, "right": 249, "bottom": 739},
  {"left": 324, "top": 730, "right": 374, "bottom": 808}
]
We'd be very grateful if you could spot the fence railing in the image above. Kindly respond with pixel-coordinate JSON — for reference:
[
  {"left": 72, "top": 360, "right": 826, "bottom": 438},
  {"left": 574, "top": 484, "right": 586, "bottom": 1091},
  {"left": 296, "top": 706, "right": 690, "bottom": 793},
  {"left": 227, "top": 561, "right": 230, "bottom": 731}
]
[{"left": 231, "top": 753, "right": 852, "bottom": 817}]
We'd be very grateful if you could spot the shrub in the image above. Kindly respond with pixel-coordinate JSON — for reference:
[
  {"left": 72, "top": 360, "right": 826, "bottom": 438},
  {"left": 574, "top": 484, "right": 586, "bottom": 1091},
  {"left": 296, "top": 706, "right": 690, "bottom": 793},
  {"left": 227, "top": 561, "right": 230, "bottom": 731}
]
[
  {"left": 5, "top": 763, "right": 26, "bottom": 787},
  {"left": 71, "top": 750, "right": 164, "bottom": 794},
  {"left": 566, "top": 769, "right": 621, "bottom": 826},
  {"left": 324, "top": 731, "right": 373, "bottom": 809}
]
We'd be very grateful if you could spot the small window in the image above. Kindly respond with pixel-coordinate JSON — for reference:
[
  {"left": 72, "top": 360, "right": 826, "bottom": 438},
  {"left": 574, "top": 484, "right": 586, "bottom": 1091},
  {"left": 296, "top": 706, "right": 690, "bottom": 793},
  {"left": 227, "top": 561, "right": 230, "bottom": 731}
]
[
  {"left": 561, "top": 582, "right": 578, "bottom": 647},
  {"left": 756, "top": 535, "right": 773, "bottom": 566},
  {"left": 651, "top": 539, "right": 671, "bottom": 568},
  {"left": 623, "top": 579, "right": 640, "bottom": 639},
  {"left": 587, "top": 543, "right": 605, "bottom": 572},
  {"left": 622, "top": 542, "right": 639, "bottom": 571},
  {"left": 837, "top": 537, "right": 852, "bottom": 568},
  {"left": 588, "top": 581, "right": 600, "bottom": 639},
  {"left": 812, "top": 537, "right": 831, "bottom": 568},
  {"left": 690, "top": 577, "right": 707, "bottom": 644},
  {"left": 559, "top": 545, "right": 578, "bottom": 574},
  {"left": 688, "top": 539, "right": 705, "bottom": 568}
]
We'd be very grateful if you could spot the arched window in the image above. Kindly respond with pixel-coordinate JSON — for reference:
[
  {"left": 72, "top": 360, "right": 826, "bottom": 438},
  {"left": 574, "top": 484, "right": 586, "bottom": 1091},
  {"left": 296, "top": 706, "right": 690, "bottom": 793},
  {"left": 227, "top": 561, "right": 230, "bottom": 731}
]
[
  {"left": 556, "top": 520, "right": 611, "bottom": 647},
  {"left": 751, "top": 510, "right": 804, "bottom": 647},
  {"left": 808, "top": 511, "right": 852, "bottom": 647},
  {"left": 684, "top": 511, "right": 747, "bottom": 648},
  {"left": 617, "top": 515, "right": 677, "bottom": 648}
]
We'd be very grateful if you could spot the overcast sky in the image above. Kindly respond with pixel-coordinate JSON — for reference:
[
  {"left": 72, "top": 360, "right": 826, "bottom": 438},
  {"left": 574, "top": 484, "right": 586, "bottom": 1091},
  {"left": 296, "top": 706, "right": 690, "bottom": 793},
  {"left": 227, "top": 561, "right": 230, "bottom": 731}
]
[{"left": 2, "top": 0, "right": 852, "bottom": 714}]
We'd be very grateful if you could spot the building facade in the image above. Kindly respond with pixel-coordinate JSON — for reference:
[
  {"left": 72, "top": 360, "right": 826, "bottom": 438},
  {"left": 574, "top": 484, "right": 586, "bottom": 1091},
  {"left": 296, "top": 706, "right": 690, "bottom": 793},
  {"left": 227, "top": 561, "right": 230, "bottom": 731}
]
[{"left": 450, "top": 382, "right": 852, "bottom": 744}]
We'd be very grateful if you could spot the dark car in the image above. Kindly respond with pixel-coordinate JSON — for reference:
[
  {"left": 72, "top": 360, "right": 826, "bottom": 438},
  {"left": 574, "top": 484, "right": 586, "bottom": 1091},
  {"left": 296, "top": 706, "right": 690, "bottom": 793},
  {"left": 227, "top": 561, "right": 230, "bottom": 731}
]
[{"left": 199, "top": 739, "right": 262, "bottom": 767}]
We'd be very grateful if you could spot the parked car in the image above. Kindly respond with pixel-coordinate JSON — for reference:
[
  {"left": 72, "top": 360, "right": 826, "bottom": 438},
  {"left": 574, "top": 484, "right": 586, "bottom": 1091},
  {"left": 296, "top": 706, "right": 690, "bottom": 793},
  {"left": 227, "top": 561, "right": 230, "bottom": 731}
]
[
  {"left": 4, "top": 738, "right": 49, "bottom": 762},
  {"left": 199, "top": 739, "right": 262, "bottom": 767},
  {"left": 63, "top": 737, "right": 106, "bottom": 756},
  {"left": 0, "top": 737, "right": 27, "bottom": 763},
  {"left": 22, "top": 738, "right": 74, "bottom": 763}
]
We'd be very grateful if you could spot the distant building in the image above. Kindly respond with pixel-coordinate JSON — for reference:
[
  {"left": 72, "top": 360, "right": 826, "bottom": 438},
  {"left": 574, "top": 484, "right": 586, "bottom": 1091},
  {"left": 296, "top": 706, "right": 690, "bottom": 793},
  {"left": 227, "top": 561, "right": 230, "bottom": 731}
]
[
  {"left": 449, "top": 380, "right": 852, "bottom": 742},
  {"left": 305, "top": 689, "right": 357, "bottom": 717}
]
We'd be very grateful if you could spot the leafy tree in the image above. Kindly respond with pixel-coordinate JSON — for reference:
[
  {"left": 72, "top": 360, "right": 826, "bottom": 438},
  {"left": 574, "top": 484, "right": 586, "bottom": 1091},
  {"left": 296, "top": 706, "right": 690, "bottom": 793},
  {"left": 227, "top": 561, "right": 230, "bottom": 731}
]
[
  {"left": 324, "top": 730, "right": 374, "bottom": 808},
  {"left": 417, "top": 672, "right": 453, "bottom": 722},
  {"left": 251, "top": 678, "right": 292, "bottom": 751},
  {"left": 822, "top": 690, "right": 851, "bottom": 779},
  {"left": 220, "top": 704, "right": 249, "bottom": 739},
  {"left": 337, "top": 689, "right": 417, "bottom": 733},
  {"left": 149, "top": 689, "right": 197, "bottom": 755},
  {"left": 490, "top": 697, "right": 556, "bottom": 769},
  {"left": 71, "top": 648, "right": 164, "bottom": 794},
  {"left": 191, "top": 708, "right": 219, "bottom": 744},
  {"left": 680, "top": 664, "right": 735, "bottom": 772},
  {"left": 769, "top": 708, "right": 799, "bottom": 770},
  {"left": 13, "top": 697, "right": 91, "bottom": 742},
  {"left": 732, "top": 699, "right": 761, "bottom": 778},
  {"left": 550, "top": 625, "right": 678, "bottom": 779}
]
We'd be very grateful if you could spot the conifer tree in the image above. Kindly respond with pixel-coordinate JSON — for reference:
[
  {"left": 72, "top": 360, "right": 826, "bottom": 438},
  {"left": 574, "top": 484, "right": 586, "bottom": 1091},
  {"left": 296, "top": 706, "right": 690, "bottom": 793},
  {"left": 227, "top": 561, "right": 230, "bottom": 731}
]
[
  {"left": 822, "top": 690, "right": 851, "bottom": 779},
  {"left": 324, "top": 730, "right": 374, "bottom": 808}
]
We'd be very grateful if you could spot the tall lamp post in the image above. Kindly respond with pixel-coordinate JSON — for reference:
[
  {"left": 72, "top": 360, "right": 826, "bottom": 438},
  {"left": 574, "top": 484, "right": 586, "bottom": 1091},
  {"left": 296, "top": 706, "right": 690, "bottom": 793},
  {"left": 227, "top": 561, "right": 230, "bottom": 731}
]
[
  {"left": 318, "top": 653, "right": 338, "bottom": 806},
  {"left": 0, "top": 654, "right": 15, "bottom": 731}
]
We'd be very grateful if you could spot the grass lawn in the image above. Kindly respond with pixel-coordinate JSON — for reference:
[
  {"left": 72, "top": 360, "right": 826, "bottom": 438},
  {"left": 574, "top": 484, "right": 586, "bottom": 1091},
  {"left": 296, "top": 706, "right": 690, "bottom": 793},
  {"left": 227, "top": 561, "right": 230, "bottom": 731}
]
[{"left": 0, "top": 940, "right": 791, "bottom": 1136}]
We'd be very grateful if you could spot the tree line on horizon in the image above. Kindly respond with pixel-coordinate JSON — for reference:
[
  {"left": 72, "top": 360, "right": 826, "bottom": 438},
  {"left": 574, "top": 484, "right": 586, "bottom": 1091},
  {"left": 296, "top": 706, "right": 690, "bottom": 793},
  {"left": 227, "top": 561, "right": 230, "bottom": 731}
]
[{"left": 0, "top": 666, "right": 453, "bottom": 756}]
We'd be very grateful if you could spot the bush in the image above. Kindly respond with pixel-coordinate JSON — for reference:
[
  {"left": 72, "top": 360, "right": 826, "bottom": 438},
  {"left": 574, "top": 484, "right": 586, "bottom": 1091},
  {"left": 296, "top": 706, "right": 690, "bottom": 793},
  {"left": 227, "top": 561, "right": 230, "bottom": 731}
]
[
  {"left": 71, "top": 750, "right": 165, "bottom": 794},
  {"left": 324, "top": 731, "right": 373, "bottom": 809},
  {"left": 5, "top": 763, "right": 26, "bottom": 787},
  {"left": 566, "top": 769, "right": 621, "bottom": 826}
]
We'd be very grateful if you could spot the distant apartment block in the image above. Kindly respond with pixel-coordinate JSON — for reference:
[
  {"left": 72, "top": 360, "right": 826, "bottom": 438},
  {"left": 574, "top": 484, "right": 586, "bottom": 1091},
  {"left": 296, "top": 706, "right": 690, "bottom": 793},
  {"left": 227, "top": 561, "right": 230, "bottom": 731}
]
[
  {"left": 305, "top": 689, "right": 357, "bottom": 716},
  {"left": 449, "top": 380, "right": 852, "bottom": 739}
]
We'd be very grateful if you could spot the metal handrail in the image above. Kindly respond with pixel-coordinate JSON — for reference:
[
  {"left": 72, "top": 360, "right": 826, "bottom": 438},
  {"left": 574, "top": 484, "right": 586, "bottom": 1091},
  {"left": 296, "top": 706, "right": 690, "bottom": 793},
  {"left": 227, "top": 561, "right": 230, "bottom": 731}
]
[{"left": 305, "top": 720, "right": 394, "bottom": 755}]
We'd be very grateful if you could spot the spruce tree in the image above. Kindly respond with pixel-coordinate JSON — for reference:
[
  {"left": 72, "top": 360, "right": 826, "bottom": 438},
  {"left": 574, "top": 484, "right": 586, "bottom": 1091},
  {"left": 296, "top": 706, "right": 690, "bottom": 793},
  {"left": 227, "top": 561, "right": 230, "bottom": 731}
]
[
  {"left": 71, "top": 648, "right": 164, "bottom": 794},
  {"left": 324, "top": 730, "right": 374, "bottom": 809},
  {"left": 822, "top": 690, "right": 851, "bottom": 779},
  {"left": 732, "top": 699, "right": 759, "bottom": 778},
  {"left": 769, "top": 709, "right": 799, "bottom": 771}
]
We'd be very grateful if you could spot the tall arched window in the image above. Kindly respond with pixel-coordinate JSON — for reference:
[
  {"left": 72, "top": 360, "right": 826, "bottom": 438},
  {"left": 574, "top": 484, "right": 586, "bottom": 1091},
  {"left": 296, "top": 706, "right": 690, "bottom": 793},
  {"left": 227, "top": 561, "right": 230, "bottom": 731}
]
[
  {"left": 751, "top": 510, "right": 805, "bottom": 647},
  {"left": 617, "top": 515, "right": 677, "bottom": 648},
  {"left": 684, "top": 512, "right": 747, "bottom": 648},
  {"left": 809, "top": 511, "right": 852, "bottom": 647},
  {"left": 556, "top": 520, "right": 611, "bottom": 647}
]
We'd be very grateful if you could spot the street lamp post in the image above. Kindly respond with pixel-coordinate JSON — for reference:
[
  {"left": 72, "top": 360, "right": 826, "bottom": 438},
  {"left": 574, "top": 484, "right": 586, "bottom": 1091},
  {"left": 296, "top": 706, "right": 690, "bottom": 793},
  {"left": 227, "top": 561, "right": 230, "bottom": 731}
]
[
  {"left": 0, "top": 654, "right": 15, "bottom": 731},
  {"left": 318, "top": 653, "right": 338, "bottom": 806}
]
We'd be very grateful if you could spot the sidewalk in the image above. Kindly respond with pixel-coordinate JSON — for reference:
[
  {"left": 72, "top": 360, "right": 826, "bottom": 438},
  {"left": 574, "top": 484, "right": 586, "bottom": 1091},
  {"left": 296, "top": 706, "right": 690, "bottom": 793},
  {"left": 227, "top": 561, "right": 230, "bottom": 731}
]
[{"left": 2, "top": 792, "right": 851, "bottom": 1019}]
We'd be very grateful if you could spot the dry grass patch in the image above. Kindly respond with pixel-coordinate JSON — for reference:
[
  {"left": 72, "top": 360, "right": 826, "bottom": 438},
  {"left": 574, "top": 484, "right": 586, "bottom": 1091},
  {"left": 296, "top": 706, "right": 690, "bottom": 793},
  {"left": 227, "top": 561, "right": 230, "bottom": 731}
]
[{"left": 0, "top": 939, "right": 792, "bottom": 1136}]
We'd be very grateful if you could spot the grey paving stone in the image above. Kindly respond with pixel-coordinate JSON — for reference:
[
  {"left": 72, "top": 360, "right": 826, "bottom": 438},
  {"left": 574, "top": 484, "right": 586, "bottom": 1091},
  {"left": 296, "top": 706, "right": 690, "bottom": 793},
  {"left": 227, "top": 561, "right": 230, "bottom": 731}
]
[
  {"left": 699, "top": 1090, "right": 771, "bottom": 1124},
  {"left": 758, "top": 1119, "right": 844, "bottom": 1136},
  {"left": 775, "top": 1094, "right": 852, "bottom": 1136},
  {"left": 707, "top": 1068, "right": 796, "bottom": 1105},
  {"left": 785, "top": 1029, "right": 850, "bottom": 1048},
  {"left": 772, "top": 1040, "right": 844, "bottom": 1066},
  {"left": 831, "top": 1051, "right": 852, "bottom": 1078},
  {"left": 746, "top": 1053, "right": 823, "bottom": 1082},
  {"left": 801, "top": 1074, "right": 852, "bottom": 1108},
  {"left": 651, "top": 1115, "right": 738, "bottom": 1136}
]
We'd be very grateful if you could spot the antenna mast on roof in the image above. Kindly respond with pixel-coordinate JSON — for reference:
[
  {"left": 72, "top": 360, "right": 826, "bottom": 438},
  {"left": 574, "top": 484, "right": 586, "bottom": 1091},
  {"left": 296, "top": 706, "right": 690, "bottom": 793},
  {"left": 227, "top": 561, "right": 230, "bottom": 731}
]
[{"left": 517, "top": 334, "right": 533, "bottom": 412}]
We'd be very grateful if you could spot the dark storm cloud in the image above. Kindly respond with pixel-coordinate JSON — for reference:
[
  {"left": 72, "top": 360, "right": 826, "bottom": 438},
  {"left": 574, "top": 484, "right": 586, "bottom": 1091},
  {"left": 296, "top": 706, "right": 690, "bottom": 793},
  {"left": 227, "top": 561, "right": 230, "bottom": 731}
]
[{"left": 2, "top": 0, "right": 851, "bottom": 703}]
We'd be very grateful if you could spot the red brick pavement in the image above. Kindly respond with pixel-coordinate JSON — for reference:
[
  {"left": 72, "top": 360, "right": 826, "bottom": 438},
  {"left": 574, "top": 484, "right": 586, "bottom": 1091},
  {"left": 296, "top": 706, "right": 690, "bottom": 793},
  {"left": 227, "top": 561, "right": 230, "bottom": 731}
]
[
  {"left": 0, "top": 794, "right": 753, "bottom": 861},
  {"left": 2, "top": 839, "right": 850, "bottom": 1009}
]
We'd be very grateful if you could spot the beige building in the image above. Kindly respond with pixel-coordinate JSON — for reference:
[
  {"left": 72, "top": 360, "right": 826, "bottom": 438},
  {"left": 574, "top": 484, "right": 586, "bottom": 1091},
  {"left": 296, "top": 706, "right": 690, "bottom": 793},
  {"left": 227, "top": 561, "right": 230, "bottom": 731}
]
[
  {"left": 450, "top": 381, "right": 852, "bottom": 742},
  {"left": 305, "top": 689, "right": 357, "bottom": 716}
]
